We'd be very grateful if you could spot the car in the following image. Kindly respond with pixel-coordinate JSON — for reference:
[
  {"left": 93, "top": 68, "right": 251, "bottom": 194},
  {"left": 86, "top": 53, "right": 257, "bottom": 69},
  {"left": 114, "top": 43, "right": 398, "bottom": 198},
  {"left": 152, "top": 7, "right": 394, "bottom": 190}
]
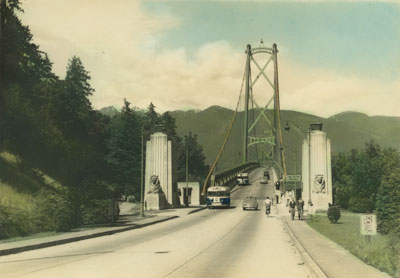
[
  {"left": 242, "top": 196, "right": 258, "bottom": 210},
  {"left": 263, "top": 170, "right": 270, "bottom": 179},
  {"left": 260, "top": 177, "right": 268, "bottom": 184}
]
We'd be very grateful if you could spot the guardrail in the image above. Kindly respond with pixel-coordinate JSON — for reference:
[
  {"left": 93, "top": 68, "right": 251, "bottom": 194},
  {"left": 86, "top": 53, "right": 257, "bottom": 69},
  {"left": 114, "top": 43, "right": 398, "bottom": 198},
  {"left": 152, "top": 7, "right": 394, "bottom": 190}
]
[{"left": 213, "top": 162, "right": 260, "bottom": 188}]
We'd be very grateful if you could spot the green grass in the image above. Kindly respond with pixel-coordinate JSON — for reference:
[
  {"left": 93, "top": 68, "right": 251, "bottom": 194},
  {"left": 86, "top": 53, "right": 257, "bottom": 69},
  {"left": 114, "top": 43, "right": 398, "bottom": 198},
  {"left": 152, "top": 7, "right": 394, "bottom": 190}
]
[
  {"left": 0, "top": 181, "right": 35, "bottom": 212},
  {"left": 307, "top": 211, "right": 400, "bottom": 277}
]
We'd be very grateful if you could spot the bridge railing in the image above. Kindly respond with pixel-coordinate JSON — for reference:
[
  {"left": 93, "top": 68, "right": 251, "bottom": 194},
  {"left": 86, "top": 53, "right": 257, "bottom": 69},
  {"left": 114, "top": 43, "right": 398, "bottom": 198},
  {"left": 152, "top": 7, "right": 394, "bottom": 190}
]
[{"left": 201, "top": 162, "right": 260, "bottom": 195}]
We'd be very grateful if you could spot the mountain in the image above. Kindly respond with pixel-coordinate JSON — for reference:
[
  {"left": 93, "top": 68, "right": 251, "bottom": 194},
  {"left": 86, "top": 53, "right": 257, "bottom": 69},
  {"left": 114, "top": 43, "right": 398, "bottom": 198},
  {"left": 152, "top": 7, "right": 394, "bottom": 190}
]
[
  {"left": 99, "top": 106, "right": 120, "bottom": 118},
  {"left": 169, "top": 106, "right": 400, "bottom": 172}
]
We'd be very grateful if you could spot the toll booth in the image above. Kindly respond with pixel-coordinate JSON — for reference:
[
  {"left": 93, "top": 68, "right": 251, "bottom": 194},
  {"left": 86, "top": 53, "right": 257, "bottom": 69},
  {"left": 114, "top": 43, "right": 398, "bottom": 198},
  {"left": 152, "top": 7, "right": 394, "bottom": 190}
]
[{"left": 177, "top": 182, "right": 200, "bottom": 206}]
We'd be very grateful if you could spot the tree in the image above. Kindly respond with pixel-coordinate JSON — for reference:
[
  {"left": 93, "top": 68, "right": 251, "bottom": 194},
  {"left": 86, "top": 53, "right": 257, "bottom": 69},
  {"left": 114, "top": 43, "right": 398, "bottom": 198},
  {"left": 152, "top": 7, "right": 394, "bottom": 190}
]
[
  {"left": 144, "top": 102, "right": 160, "bottom": 139},
  {"left": 376, "top": 169, "right": 400, "bottom": 235},
  {"left": 177, "top": 132, "right": 209, "bottom": 182},
  {"left": 53, "top": 56, "right": 93, "bottom": 133},
  {"left": 105, "top": 99, "right": 142, "bottom": 198}
]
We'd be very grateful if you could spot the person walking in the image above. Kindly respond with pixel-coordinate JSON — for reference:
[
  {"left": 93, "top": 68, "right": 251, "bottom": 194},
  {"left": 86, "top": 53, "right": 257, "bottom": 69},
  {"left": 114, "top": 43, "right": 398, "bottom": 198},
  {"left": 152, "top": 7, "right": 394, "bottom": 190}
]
[
  {"left": 289, "top": 198, "right": 296, "bottom": 220},
  {"left": 264, "top": 197, "right": 272, "bottom": 217},
  {"left": 297, "top": 198, "right": 305, "bottom": 220}
]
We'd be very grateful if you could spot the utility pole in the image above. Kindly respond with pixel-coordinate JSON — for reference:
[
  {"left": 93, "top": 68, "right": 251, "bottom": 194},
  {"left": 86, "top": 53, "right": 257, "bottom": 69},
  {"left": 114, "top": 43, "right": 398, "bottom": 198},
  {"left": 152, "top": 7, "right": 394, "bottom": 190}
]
[
  {"left": 242, "top": 44, "right": 251, "bottom": 164},
  {"left": 185, "top": 136, "right": 189, "bottom": 207},
  {"left": 273, "top": 43, "right": 284, "bottom": 180},
  {"left": 140, "top": 126, "right": 145, "bottom": 217},
  {"left": 294, "top": 147, "right": 297, "bottom": 200}
]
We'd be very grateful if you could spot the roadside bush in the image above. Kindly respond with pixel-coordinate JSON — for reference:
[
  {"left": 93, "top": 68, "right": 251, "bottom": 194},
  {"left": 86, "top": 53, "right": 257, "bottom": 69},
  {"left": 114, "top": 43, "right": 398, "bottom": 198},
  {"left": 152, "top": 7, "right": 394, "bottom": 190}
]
[
  {"left": 348, "top": 196, "right": 375, "bottom": 213},
  {"left": 0, "top": 206, "right": 32, "bottom": 238},
  {"left": 81, "top": 199, "right": 117, "bottom": 225},
  {"left": 34, "top": 189, "right": 74, "bottom": 232},
  {"left": 376, "top": 170, "right": 400, "bottom": 235},
  {"left": 333, "top": 181, "right": 352, "bottom": 209},
  {"left": 327, "top": 205, "right": 341, "bottom": 223}
]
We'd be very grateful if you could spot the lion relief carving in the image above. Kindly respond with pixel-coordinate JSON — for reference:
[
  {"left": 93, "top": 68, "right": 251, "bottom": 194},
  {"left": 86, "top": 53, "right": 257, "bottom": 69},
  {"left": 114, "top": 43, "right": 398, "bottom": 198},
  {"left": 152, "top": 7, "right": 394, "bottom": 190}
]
[
  {"left": 148, "top": 175, "right": 163, "bottom": 194},
  {"left": 313, "top": 174, "right": 326, "bottom": 194}
]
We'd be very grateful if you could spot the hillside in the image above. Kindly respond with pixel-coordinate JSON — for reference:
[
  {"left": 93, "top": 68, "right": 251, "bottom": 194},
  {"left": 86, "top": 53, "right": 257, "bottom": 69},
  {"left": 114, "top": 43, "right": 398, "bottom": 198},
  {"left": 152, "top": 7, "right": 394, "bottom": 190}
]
[{"left": 169, "top": 106, "right": 400, "bottom": 172}]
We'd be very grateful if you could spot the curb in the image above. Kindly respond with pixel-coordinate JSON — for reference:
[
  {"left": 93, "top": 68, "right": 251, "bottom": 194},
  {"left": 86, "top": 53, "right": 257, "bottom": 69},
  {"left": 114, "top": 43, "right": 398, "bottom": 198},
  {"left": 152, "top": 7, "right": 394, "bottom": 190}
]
[
  {"left": 187, "top": 206, "right": 207, "bottom": 215},
  {"left": 280, "top": 216, "right": 328, "bottom": 278},
  {"left": 0, "top": 216, "right": 178, "bottom": 257},
  {"left": 276, "top": 203, "right": 328, "bottom": 278}
]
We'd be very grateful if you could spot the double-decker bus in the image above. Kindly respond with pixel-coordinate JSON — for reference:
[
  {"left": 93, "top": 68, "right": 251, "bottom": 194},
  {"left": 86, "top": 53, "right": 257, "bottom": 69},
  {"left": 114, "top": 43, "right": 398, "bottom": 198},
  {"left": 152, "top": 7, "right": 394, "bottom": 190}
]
[{"left": 206, "top": 186, "right": 230, "bottom": 209}]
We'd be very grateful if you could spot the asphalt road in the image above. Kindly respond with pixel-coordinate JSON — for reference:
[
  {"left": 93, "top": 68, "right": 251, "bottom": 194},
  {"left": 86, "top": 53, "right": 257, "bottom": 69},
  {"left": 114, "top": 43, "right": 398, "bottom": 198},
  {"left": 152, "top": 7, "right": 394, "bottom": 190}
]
[{"left": 0, "top": 168, "right": 310, "bottom": 278}]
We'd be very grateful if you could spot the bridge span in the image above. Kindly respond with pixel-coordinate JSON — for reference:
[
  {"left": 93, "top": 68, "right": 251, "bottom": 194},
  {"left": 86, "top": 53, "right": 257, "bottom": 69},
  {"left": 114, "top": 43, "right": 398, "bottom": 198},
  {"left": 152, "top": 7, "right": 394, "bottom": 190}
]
[{"left": 0, "top": 168, "right": 311, "bottom": 278}]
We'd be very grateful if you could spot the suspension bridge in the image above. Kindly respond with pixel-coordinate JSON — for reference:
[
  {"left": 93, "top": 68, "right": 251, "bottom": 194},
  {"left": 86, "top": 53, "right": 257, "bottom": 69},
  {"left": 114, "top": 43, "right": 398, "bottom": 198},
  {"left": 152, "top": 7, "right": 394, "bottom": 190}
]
[{"left": 201, "top": 42, "right": 287, "bottom": 194}]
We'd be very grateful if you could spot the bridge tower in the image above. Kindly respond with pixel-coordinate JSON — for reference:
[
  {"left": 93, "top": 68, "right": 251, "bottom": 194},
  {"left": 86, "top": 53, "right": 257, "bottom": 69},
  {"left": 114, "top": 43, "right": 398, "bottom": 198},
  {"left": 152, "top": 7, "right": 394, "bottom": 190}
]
[
  {"left": 242, "top": 43, "right": 286, "bottom": 178},
  {"left": 201, "top": 42, "right": 287, "bottom": 195}
]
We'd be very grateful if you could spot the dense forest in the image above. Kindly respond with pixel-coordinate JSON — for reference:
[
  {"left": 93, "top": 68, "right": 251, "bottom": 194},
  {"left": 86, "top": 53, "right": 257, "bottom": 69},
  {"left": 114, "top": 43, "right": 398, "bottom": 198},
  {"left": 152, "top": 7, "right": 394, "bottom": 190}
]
[{"left": 0, "top": 0, "right": 208, "bottom": 237}]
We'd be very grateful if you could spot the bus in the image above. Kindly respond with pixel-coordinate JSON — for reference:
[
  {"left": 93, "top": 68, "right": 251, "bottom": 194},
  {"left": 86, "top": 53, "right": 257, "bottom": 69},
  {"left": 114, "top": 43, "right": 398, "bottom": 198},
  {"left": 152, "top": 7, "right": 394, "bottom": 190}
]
[
  {"left": 206, "top": 186, "right": 230, "bottom": 209},
  {"left": 237, "top": 173, "right": 249, "bottom": 185}
]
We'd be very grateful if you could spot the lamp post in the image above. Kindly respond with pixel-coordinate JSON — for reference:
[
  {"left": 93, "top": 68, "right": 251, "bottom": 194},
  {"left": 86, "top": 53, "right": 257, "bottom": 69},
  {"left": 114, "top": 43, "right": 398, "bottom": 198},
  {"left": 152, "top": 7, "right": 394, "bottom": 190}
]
[
  {"left": 284, "top": 121, "right": 313, "bottom": 211},
  {"left": 185, "top": 136, "right": 189, "bottom": 207},
  {"left": 307, "top": 128, "right": 313, "bottom": 215},
  {"left": 140, "top": 126, "right": 145, "bottom": 217}
]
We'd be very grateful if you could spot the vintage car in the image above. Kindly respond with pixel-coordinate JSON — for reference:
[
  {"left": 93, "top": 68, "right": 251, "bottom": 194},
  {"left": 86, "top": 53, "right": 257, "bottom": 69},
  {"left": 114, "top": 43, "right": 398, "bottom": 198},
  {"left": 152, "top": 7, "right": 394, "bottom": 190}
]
[
  {"left": 260, "top": 177, "right": 268, "bottom": 184},
  {"left": 242, "top": 196, "right": 258, "bottom": 210}
]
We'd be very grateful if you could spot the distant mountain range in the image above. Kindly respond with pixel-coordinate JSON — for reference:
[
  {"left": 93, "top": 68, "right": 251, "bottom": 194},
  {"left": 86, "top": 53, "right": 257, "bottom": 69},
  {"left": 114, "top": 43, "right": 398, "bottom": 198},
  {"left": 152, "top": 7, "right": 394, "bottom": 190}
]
[
  {"left": 100, "top": 105, "right": 400, "bottom": 173},
  {"left": 169, "top": 106, "right": 400, "bottom": 172}
]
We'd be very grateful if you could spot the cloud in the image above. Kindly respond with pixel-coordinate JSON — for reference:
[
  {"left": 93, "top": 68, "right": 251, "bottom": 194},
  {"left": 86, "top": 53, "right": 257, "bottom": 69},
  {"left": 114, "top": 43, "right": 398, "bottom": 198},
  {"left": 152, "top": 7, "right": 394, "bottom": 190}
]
[
  {"left": 279, "top": 57, "right": 400, "bottom": 117},
  {"left": 20, "top": 0, "right": 400, "bottom": 117}
]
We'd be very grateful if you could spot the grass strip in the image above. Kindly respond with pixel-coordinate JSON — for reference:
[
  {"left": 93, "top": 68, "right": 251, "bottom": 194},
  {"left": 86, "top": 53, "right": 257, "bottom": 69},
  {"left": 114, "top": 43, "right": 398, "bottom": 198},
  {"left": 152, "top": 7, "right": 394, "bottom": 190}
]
[{"left": 307, "top": 211, "right": 399, "bottom": 277}]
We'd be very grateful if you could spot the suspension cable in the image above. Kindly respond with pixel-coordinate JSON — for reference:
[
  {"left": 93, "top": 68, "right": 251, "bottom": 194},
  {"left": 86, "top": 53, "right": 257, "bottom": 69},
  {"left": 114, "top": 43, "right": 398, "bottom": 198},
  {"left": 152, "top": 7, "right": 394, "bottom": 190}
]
[{"left": 201, "top": 68, "right": 246, "bottom": 195}]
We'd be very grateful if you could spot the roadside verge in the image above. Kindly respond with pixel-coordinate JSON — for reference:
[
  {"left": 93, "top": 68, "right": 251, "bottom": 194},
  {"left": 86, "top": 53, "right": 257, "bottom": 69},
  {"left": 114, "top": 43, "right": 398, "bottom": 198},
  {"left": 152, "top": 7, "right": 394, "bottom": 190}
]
[
  {"left": 0, "top": 215, "right": 177, "bottom": 257},
  {"left": 281, "top": 215, "right": 328, "bottom": 278}
]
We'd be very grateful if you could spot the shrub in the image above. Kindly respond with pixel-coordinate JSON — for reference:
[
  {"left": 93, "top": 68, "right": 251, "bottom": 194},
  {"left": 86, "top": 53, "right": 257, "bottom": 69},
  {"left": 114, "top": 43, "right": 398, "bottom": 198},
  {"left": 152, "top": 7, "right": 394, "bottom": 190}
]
[
  {"left": 376, "top": 170, "right": 400, "bottom": 235},
  {"left": 327, "top": 205, "right": 341, "bottom": 223},
  {"left": 348, "top": 196, "right": 375, "bottom": 213},
  {"left": 0, "top": 206, "right": 32, "bottom": 238},
  {"left": 81, "top": 199, "right": 118, "bottom": 225},
  {"left": 34, "top": 189, "right": 74, "bottom": 232}
]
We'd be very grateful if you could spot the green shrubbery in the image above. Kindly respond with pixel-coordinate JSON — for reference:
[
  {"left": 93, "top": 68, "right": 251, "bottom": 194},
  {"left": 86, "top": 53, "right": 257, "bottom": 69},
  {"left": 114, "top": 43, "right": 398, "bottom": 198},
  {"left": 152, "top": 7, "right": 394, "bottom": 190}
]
[
  {"left": 327, "top": 205, "right": 341, "bottom": 223},
  {"left": 34, "top": 189, "right": 75, "bottom": 232},
  {"left": 81, "top": 199, "right": 117, "bottom": 225},
  {"left": 376, "top": 170, "right": 400, "bottom": 235},
  {"left": 0, "top": 180, "right": 120, "bottom": 239},
  {"left": 348, "top": 196, "right": 375, "bottom": 213}
]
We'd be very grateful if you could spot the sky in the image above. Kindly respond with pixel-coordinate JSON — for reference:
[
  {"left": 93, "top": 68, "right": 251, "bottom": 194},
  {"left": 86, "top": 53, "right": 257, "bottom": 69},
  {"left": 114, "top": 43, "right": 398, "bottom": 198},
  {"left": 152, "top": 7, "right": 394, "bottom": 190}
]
[{"left": 19, "top": 0, "right": 400, "bottom": 117}]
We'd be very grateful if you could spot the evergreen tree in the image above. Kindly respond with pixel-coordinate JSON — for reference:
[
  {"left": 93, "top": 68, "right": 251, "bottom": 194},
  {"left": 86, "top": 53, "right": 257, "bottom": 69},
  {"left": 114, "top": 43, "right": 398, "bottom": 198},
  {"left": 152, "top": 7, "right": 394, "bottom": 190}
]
[
  {"left": 177, "top": 132, "right": 209, "bottom": 182},
  {"left": 144, "top": 102, "right": 160, "bottom": 138},
  {"left": 105, "top": 99, "right": 142, "bottom": 198},
  {"left": 54, "top": 56, "right": 93, "bottom": 133},
  {"left": 376, "top": 169, "right": 400, "bottom": 235}
]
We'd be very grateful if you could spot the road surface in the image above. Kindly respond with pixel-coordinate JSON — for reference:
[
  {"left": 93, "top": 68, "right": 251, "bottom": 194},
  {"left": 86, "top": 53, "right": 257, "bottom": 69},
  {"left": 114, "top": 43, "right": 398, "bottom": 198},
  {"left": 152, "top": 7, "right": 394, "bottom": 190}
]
[{"left": 0, "top": 168, "right": 310, "bottom": 278}]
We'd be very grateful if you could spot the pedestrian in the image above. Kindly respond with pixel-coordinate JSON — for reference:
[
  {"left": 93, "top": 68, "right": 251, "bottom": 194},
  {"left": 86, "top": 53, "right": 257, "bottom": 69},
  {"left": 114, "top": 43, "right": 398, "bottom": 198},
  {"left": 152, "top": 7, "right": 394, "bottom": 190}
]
[
  {"left": 297, "top": 198, "right": 305, "bottom": 220},
  {"left": 289, "top": 198, "right": 296, "bottom": 220},
  {"left": 265, "top": 197, "right": 272, "bottom": 216}
]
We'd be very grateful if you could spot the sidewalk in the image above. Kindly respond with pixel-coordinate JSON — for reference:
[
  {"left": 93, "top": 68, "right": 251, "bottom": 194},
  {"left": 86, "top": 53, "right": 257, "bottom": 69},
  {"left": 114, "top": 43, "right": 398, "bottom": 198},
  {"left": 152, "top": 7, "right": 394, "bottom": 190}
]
[
  {"left": 0, "top": 205, "right": 206, "bottom": 257},
  {"left": 276, "top": 203, "right": 391, "bottom": 278}
]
